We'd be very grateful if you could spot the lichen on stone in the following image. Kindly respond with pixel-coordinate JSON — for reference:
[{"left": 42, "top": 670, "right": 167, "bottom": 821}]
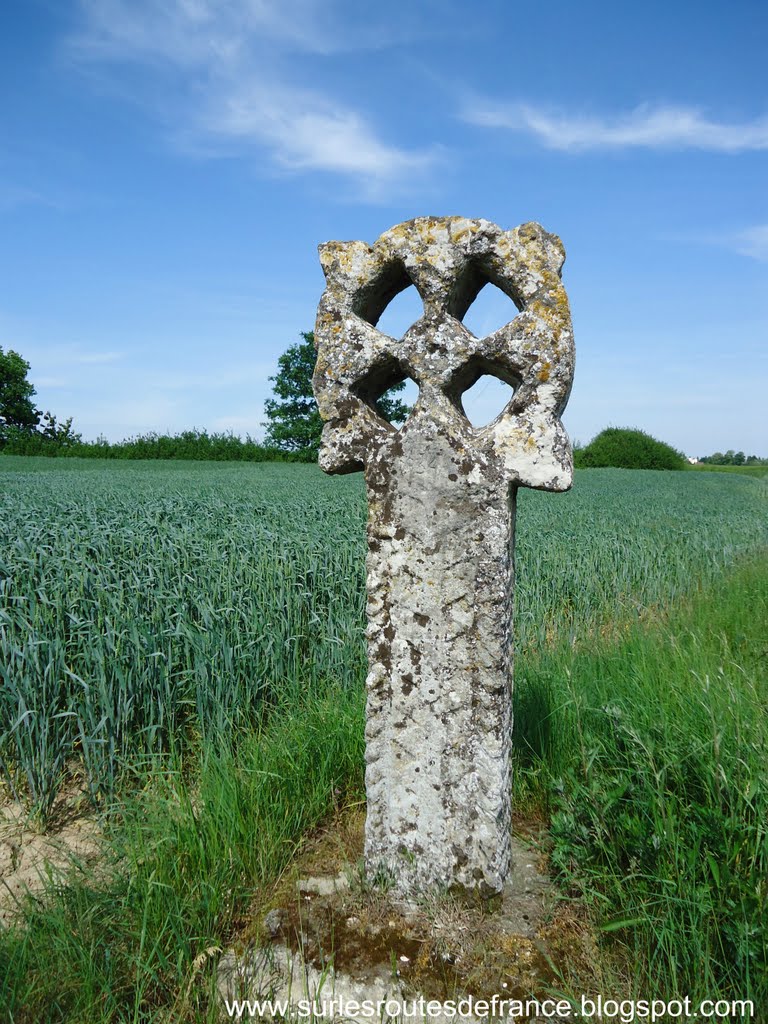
[{"left": 313, "top": 217, "right": 575, "bottom": 895}]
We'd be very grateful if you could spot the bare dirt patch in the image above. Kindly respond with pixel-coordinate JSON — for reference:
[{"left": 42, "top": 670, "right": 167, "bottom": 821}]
[
  {"left": 222, "top": 806, "right": 624, "bottom": 1014},
  {"left": 0, "top": 787, "right": 101, "bottom": 926}
]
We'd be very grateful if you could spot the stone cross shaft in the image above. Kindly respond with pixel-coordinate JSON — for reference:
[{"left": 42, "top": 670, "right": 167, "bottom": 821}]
[{"left": 313, "top": 217, "right": 574, "bottom": 895}]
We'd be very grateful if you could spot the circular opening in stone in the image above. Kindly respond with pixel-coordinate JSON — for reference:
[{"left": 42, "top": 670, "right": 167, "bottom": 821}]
[
  {"left": 381, "top": 378, "right": 419, "bottom": 419},
  {"left": 460, "top": 373, "right": 516, "bottom": 427},
  {"left": 350, "top": 358, "right": 417, "bottom": 426},
  {"left": 373, "top": 284, "right": 425, "bottom": 340},
  {"left": 375, "top": 378, "right": 417, "bottom": 425},
  {"left": 461, "top": 283, "right": 520, "bottom": 338},
  {"left": 353, "top": 260, "right": 424, "bottom": 339}
]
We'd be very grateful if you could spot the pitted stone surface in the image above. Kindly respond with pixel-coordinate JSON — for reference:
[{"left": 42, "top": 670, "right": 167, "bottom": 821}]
[{"left": 313, "top": 217, "right": 574, "bottom": 895}]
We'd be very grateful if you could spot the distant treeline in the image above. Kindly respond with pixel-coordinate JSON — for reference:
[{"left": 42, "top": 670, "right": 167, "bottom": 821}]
[
  {"left": 699, "top": 450, "right": 768, "bottom": 466},
  {"left": 3, "top": 424, "right": 766, "bottom": 470},
  {"left": 0, "top": 427, "right": 314, "bottom": 462}
]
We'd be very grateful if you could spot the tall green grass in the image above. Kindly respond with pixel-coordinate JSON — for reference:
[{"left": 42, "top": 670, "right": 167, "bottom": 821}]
[
  {"left": 688, "top": 463, "right": 768, "bottom": 478},
  {"left": 1, "top": 460, "right": 765, "bottom": 818},
  {"left": 1, "top": 551, "right": 765, "bottom": 1020},
  {"left": 0, "top": 461, "right": 366, "bottom": 817},
  {"left": 0, "top": 459, "right": 766, "bottom": 1019},
  {"left": 513, "top": 554, "right": 768, "bottom": 1004},
  {"left": 0, "top": 683, "right": 366, "bottom": 1023}
]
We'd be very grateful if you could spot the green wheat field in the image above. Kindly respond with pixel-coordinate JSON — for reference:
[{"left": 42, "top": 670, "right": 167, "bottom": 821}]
[{"left": 0, "top": 457, "right": 766, "bottom": 1021}]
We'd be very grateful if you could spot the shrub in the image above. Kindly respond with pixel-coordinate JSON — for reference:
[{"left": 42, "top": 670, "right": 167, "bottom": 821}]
[
  {"left": 0, "top": 428, "right": 313, "bottom": 462},
  {"left": 575, "top": 427, "right": 686, "bottom": 471}
]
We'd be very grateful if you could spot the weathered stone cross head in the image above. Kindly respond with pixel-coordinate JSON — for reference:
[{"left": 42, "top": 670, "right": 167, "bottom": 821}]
[{"left": 313, "top": 216, "right": 574, "bottom": 896}]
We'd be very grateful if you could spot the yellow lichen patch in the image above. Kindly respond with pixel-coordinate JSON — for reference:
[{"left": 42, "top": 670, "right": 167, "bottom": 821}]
[
  {"left": 530, "top": 293, "right": 569, "bottom": 336},
  {"left": 516, "top": 222, "right": 540, "bottom": 244},
  {"left": 450, "top": 223, "right": 475, "bottom": 243},
  {"left": 537, "top": 361, "right": 551, "bottom": 383}
]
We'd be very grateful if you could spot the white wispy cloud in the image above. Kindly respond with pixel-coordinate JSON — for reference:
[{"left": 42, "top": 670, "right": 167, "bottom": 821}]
[
  {"left": 0, "top": 184, "right": 61, "bottom": 212},
  {"left": 462, "top": 100, "right": 768, "bottom": 152},
  {"left": 71, "top": 0, "right": 416, "bottom": 63},
  {"left": 82, "top": 394, "right": 184, "bottom": 436},
  {"left": 208, "top": 82, "right": 433, "bottom": 179},
  {"left": 24, "top": 346, "right": 124, "bottom": 369},
  {"left": 72, "top": 350, "right": 124, "bottom": 364},
  {"left": 66, "top": 0, "right": 437, "bottom": 192},
  {"left": 730, "top": 224, "right": 768, "bottom": 261},
  {"left": 146, "top": 358, "right": 276, "bottom": 393},
  {"left": 211, "top": 413, "right": 265, "bottom": 434},
  {"left": 664, "top": 223, "right": 768, "bottom": 262}
]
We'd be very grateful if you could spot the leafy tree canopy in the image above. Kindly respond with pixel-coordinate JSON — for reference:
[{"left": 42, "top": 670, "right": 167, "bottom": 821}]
[
  {"left": 575, "top": 427, "right": 686, "bottom": 471},
  {"left": 0, "top": 346, "right": 40, "bottom": 436},
  {"left": 263, "top": 332, "right": 410, "bottom": 456},
  {"left": 0, "top": 346, "right": 81, "bottom": 450}
]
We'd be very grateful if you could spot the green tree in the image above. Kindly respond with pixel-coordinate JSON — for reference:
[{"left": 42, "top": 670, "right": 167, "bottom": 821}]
[
  {"left": 0, "top": 346, "right": 40, "bottom": 440},
  {"left": 39, "top": 410, "right": 82, "bottom": 447},
  {"left": 575, "top": 427, "right": 686, "bottom": 471},
  {"left": 263, "top": 332, "right": 410, "bottom": 456},
  {"left": 0, "top": 347, "right": 82, "bottom": 452}
]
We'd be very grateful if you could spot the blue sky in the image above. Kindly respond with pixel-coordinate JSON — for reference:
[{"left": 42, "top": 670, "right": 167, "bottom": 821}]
[{"left": 1, "top": 0, "right": 766, "bottom": 456}]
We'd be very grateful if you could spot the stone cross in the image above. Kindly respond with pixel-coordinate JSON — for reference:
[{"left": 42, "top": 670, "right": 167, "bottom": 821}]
[{"left": 313, "top": 217, "right": 574, "bottom": 896}]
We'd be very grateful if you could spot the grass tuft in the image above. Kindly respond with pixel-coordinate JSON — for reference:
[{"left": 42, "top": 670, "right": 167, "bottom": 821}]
[{"left": 513, "top": 554, "right": 768, "bottom": 1002}]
